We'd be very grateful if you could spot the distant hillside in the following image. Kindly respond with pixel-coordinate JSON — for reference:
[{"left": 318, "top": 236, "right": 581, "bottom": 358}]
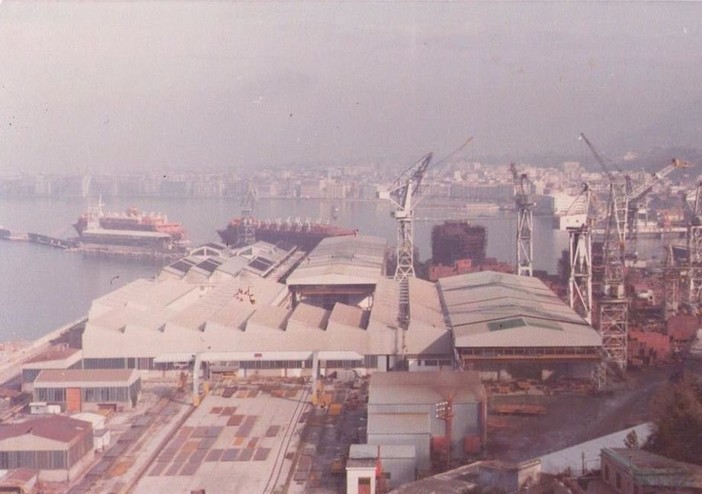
[{"left": 606, "top": 96, "right": 702, "bottom": 173}]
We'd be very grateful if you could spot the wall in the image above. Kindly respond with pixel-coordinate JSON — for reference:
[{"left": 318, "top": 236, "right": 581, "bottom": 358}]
[
  {"left": 346, "top": 466, "right": 376, "bottom": 494},
  {"left": 377, "top": 456, "right": 416, "bottom": 490},
  {"left": 367, "top": 434, "right": 430, "bottom": 473}
]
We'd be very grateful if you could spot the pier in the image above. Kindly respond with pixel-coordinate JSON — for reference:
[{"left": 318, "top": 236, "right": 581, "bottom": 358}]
[{"left": 1, "top": 229, "right": 76, "bottom": 248}]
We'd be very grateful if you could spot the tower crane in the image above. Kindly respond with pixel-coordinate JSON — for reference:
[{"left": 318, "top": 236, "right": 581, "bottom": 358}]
[
  {"left": 380, "top": 137, "right": 473, "bottom": 326},
  {"left": 379, "top": 152, "right": 432, "bottom": 327},
  {"left": 240, "top": 180, "right": 258, "bottom": 245},
  {"left": 578, "top": 133, "right": 628, "bottom": 372},
  {"left": 598, "top": 181, "right": 629, "bottom": 370},
  {"left": 510, "top": 163, "right": 534, "bottom": 277},
  {"left": 385, "top": 153, "right": 433, "bottom": 281}
]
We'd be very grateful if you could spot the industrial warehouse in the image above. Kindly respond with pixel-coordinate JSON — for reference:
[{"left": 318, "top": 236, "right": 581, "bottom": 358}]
[{"left": 76, "top": 235, "right": 602, "bottom": 382}]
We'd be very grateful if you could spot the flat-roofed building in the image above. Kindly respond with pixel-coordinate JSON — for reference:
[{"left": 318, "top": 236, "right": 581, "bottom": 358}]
[
  {"left": 601, "top": 448, "right": 702, "bottom": 493},
  {"left": 21, "top": 345, "right": 82, "bottom": 392},
  {"left": 33, "top": 369, "right": 141, "bottom": 413},
  {"left": 367, "top": 371, "right": 486, "bottom": 474},
  {"left": 438, "top": 271, "right": 602, "bottom": 380},
  {"left": 286, "top": 235, "right": 387, "bottom": 309},
  {"left": 347, "top": 444, "right": 417, "bottom": 493},
  {"left": 0, "top": 415, "right": 94, "bottom": 482}
]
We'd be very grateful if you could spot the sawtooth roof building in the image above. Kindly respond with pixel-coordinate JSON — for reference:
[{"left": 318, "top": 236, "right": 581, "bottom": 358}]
[{"left": 80, "top": 236, "right": 601, "bottom": 382}]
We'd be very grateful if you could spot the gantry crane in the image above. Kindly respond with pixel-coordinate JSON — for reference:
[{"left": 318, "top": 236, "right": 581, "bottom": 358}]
[
  {"left": 567, "top": 183, "right": 594, "bottom": 324},
  {"left": 510, "top": 163, "right": 534, "bottom": 277},
  {"left": 240, "top": 180, "right": 258, "bottom": 245}
]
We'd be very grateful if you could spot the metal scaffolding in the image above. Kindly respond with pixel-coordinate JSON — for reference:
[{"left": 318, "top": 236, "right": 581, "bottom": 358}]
[
  {"left": 598, "top": 182, "right": 628, "bottom": 370},
  {"left": 568, "top": 224, "right": 593, "bottom": 324}
]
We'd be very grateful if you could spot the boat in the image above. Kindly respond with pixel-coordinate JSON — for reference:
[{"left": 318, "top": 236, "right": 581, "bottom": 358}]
[
  {"left": 72, "top": 201, "right": 187, "bottom": 259},
  {"left": 217, "top": 217, "right": 357, "bottom": 251},
  {"left": 73, "top": 203, "right": 186, "bottom": 241}
]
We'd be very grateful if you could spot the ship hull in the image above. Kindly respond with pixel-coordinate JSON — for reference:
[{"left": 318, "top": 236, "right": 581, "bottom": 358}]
[{"left": 218, "top": 219, "right": 356, "bottom": 251}]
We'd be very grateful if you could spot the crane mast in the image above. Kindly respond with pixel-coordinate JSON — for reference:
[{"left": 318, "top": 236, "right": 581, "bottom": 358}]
[
  {"left": 567, "top": 184, "right": 593, "bottom": 324},
  {"left": 685, "top": 181, "right": 702, "bottom": 311},
  {"left": 511, "top": 163, "right": 534, "bottom": 277},
  {"left": 387, "top": 153, "right": 432, "bottom": 281},
  {"left": 598, "top": 181, "right": 629, "bottom": 370}
]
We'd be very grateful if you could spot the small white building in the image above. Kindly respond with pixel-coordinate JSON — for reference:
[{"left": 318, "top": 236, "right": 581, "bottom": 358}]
[{"left": 346, "top": 444, "right": 417, "bottom": 493}]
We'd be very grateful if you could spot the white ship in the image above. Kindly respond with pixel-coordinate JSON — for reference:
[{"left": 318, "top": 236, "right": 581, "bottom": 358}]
[{"left": 549, "top": 192, "right": 589, "bottom": 230}]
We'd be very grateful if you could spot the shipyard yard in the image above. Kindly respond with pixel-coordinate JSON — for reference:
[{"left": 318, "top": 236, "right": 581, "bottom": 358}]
[{"left": 0, "top": 338, "right": 686, "bottom": 494}]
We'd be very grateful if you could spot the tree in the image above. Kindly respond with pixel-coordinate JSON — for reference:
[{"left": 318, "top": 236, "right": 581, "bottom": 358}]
[
  {"left": 644, "top": 374, "right": 702, "bottom": 465},
  {"left": 624, "top": 430, "right": 639, "bottom": 449}
]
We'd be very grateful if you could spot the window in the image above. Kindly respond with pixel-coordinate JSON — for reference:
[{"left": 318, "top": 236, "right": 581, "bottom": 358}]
[
  {"left": 604, "top": 463, "right": 609, "bottom": 481},
  {"left": 616, "top": 472, "right": 621, "bottom": 490}
]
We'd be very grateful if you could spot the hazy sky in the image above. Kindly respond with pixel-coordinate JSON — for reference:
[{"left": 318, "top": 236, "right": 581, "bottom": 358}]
[{"left": 1, "top": 2, "right": 702, "bottom": 174}]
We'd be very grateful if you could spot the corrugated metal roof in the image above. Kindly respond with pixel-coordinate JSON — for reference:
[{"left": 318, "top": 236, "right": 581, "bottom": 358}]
[
  {"left": 368, "top": 371, "right": 485, "bottom": 406},
  {"left": 286, "top": 235, "right": 386, "bottom": 286},
  {"left": 245, "top": 306, "right": 291, "bottom": 331},
  {"left": 215, "top": 256, "right": 249, "bottom": 277},
  {"left": 289, "top": 303, "right": 330, "bottom": 329},
  {"left": 35, "top": 369, "right": 138, "bottom": 385},
  {"left": 24, "top": 347, "right": 80, "bottom": 365},
  {"left": 370, "top": 277, "right": 400, "bottom": 326},
  {"left": 404, "top": 324, "right": 452, "bottom": 355},
  {"left": 89, "top": 278, "right": 198, "bottom": 318},
  {"left": 329, "top": 303, "right": 366, "bottom": 329},
  {"left": 161, "top": 278, "right": 287, "bottom": 332},
  {"left": 438, "top": 271, "right": 601, "bottom": 348},
  {"left": 0, "top": 415, "right": 92, "bottom": 444}
]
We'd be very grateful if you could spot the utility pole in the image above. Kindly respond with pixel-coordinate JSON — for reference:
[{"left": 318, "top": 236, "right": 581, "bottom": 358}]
[{"left": 435, "top": 396, "right": 454, "bottom": 471}]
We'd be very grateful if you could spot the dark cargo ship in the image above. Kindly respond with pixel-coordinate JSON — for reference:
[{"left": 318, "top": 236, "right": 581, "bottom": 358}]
[{"left": 217, "top": 217, "right": 357, "bottom": 251}]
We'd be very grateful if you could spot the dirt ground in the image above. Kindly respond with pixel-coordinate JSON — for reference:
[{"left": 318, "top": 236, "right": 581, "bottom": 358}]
[{"left": 485, "top": 363, "right": 690, "bottom": 462}]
